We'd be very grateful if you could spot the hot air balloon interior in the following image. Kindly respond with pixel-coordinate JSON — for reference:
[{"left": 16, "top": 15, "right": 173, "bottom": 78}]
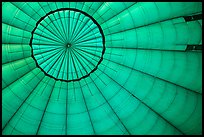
[{"left": 2, "top": 2, "right": 202, "bottom": 135}]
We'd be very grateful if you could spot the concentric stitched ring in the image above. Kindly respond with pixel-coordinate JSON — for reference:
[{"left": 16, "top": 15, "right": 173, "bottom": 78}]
[{"left": 30, "top": 8, "right": 105, "bottom": 82}]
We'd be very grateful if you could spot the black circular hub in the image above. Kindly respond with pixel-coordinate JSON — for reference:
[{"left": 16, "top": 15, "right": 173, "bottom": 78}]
[{"left": 30, "top": 8, "right": 105, "bottom": 82}]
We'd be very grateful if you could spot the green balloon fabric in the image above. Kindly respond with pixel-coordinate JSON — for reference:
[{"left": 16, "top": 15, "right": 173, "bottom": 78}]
[
  {"left": 2, "top": 2, "right": 202, "bottom": 135},
  {"left": 30, "top": 8, "right": 105, "bottom": 82}
]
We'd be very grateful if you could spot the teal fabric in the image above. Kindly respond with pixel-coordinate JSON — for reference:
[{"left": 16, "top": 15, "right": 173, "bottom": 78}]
[
  {"left": 31, "top": 9, "right": 104, "bottom": 81},
  {"left": 2, "top": 2, "right": 202, "bottom": 135}
]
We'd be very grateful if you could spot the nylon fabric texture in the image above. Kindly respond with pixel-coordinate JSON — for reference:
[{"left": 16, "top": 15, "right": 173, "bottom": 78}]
[{"left": 2, "top": 2, "right": 202, "bottom": 135}]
